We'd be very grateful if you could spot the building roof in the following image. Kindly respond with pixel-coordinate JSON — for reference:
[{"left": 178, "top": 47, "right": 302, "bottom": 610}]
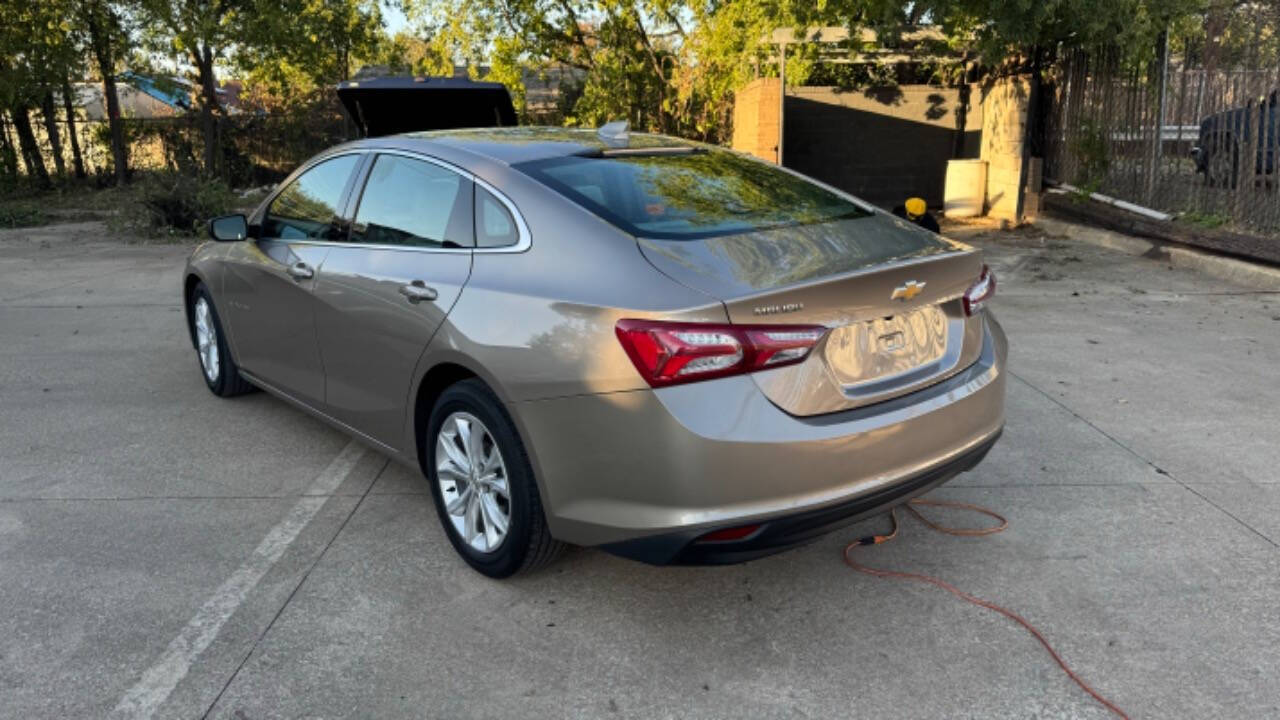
[{"left": 119, "top": 72, "right": 193, "bottom": 110}]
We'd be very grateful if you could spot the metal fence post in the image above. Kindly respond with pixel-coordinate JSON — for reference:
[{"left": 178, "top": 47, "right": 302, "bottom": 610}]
[
  {"left": 1146, "top": 30, "right": 1169, "bottom": 206},
  {"left": 777, "top": 41, "right": 786, "bottom": 166}
]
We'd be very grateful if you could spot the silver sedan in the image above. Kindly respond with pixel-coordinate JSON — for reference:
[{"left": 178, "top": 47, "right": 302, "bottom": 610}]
[{"left": 185, "top": 127, "right": 1006, "bottom": 577}]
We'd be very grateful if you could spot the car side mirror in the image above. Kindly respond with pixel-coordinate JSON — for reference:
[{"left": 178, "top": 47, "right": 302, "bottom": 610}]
[{"left": 209, "top": 214, "right": 248, "bottom": 242}]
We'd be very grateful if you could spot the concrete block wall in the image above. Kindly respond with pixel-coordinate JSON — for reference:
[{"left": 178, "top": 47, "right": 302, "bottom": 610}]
[
  {"left": 782, "top": 84, "right": 982, "bottom": 207},
  {"left": 729, "top": 75, "right": 1031, "bottom": 216}
]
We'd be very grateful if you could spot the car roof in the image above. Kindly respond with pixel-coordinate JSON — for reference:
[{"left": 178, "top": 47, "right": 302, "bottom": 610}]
[{"left": 346, "top": 127, "right": 701, "bottom": 166}]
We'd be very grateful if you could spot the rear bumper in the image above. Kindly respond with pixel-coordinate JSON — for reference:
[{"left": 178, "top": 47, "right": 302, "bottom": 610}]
[
  {"left": 510, "top": 313, "right": 1007, "bottom": 554},
  {"left": 602, "top": 428, "right": 1000, "bottom": 564}
]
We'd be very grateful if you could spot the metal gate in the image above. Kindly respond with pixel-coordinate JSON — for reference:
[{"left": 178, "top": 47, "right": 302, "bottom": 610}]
[{"left": 1046, "top": 34, "right": 1280, "bottom": 237}]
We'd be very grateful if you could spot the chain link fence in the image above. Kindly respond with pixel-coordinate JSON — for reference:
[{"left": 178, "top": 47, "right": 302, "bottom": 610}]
[
  {"left": 1046, "top": 42, "right": 1280, "bottom": 237},
  {"left": 2, "top": 95, "right": 350, "bottom": 191}
]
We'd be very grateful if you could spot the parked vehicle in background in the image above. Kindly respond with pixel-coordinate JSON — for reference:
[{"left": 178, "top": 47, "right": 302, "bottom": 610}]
[
  {"left": 1193, "top": 89, "right": 1278, "bottom": 187},
  {"left": 182, "top": 80, "right": 1007, "bottom": 578}
]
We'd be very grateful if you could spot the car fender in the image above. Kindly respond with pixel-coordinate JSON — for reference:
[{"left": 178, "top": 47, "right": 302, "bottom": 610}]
[
  {"left": 399, "top": 326, "right": 541, "bottom": 485},
  {"left": 403, "top": 321, "right": 515, "bottom": 415},
  {"left": 183, "top": 242, "right": 249, "bottom": 367}
]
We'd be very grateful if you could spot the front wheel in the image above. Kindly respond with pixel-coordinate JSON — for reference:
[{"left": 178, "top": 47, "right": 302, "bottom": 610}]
[
  {"left": 425, "top": 379, "right": 564, "bottom": 577},
  {"left": 189, "top": 283, "right": 255, "bottom": 397}
]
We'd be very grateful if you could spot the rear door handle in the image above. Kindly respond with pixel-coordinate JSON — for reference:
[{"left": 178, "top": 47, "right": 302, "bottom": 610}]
[
  {"left": 399, "top": 280, "right": 438, "bottom": 304},
  {"left": 286, "top": 262, "right": 314, "bottom": 280}
]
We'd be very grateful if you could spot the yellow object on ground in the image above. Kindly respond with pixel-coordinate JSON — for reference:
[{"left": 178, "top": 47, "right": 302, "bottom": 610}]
[{"left": 905, "top": 197, "right": 928, "bottom": 219}]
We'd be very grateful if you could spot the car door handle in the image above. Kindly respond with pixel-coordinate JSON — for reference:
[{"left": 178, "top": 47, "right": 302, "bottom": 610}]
[
  {"left": 286, "top": 262, "right": 314, "bottom": 280},
  {"left": 399, "top": 281, "right": 438, "bottom": 304}
]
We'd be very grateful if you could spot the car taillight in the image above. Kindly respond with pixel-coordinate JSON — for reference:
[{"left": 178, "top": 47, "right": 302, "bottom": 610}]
[
  {"left": 696, "top": 524, "right": 762, "bottom": 543},
  {"left": 963, "top": 264, "right": 996, "bottom": 316},
  {"left": 614, "top": 319, "right": 826, "bottom": 387}
]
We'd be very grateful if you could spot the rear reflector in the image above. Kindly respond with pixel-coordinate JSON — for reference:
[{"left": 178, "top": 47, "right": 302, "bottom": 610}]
[
  {"left": 696, "top": 524, "right": 762, "bottom": 543},
  {"left": 615, "top": 319, "right": 826, "bottom": 387},
  {"left": 963, "top": 264, "right": 996, "bottom": 316}
]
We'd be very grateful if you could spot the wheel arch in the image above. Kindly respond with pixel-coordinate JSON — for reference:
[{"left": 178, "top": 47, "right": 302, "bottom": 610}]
[
  {"left": 412, "top": 361, "right": 480, "bottom": 473},
  {"left": 183, "top": 272, "right": 205, "bottom": 349},
  {"left": 407, "top": 353, "right": 555, "bottom": 524}
]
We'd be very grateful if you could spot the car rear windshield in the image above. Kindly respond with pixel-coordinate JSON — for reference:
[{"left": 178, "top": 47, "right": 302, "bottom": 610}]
[{"left": 514, "top": 149, "right": 871, "bottom": 240}]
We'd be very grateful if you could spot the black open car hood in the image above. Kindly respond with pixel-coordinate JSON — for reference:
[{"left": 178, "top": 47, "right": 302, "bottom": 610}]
[{"left": 336, "top": 77, "right": 518, "bottom": 137}]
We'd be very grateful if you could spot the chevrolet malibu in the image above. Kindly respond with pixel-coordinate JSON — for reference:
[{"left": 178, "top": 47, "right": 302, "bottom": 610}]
[{"left": 185, "top": 126, "right": 1006, "bottom": 577}]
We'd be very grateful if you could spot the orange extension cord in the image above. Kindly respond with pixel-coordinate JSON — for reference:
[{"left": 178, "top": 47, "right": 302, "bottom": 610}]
[{"left": 843, "top": 499, "right": 1130, "bottom": 719}]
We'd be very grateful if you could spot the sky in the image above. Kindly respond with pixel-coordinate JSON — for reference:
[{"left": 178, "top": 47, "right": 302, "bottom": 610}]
[{"left": 384, "top": 4, "right": 412, "bottom": 35}]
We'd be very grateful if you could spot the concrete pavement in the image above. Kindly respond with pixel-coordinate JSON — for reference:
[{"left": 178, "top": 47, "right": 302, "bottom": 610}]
[{"left": 1, "top": 220, "right": 1277, "bottom": 718}]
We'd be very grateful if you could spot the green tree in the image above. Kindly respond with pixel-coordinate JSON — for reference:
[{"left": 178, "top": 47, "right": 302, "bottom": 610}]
[
  {"left": 236, "top": 0, "right": 386, "bottom": 106},
  {"left": 0, "top": 0, "right": 84, "bottom": 187},
  {"left": 80, "top": 0, "right": 133, "bottom": 185},
  {"left": 407, "top": 0, "right": 694, "bottom": 133},
  {"left": 135, "top": 0, "right": 250, "bottom": 174},
  {"left": 402, "top": 0, "right": 956, "bottom": 141},
  {"left": 370, "top": 31, "right": 437, "bottom": 75},
  {"left": 921, "top": 0, "right": 1203, "bottom": 66},
  {"left": 61, "top": 71, "right": 88, "bottom": 179}
]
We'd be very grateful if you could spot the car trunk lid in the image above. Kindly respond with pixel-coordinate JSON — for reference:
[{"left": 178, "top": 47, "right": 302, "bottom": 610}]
[
  {"left": 336, "top": 77, "right": 517, "bottom": 137},
  {"left": 637, "top": 213, "right": 987, "bottom": 415}
]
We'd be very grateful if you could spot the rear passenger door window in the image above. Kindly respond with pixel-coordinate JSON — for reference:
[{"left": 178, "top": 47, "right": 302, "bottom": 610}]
[
  {"left": 262, "top": 154, "right": 360, "bottom": 241},
  {"left": 350, "top": 154, "right": 473, "bottom": 248},
  {"left": 475, "top": 186, "right": 520, "bottom": 248}
]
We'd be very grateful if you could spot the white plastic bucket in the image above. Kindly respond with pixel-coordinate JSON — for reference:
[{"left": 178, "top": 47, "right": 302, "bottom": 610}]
[{"left": 944, "top": 159, "right": 987, "bottom": 218}]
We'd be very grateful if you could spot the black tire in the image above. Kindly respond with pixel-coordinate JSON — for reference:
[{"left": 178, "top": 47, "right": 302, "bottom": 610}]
[
  {"left": 1205, "top": 135, "right": 1239, "bottom": 188},
  {"left": 425, "top": 379, "right": 564, "bottom": 577},
  {"left": 189, "top": 282, "right": 255, "bottom": 397}
]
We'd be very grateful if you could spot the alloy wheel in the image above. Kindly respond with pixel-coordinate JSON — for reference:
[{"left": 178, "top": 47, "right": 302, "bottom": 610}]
[
  {"left": 194, "top": 297, "right": 220, "bottom": 383},
  {"left": 435, "top": 412, "right": 512, "bottom": 553}
]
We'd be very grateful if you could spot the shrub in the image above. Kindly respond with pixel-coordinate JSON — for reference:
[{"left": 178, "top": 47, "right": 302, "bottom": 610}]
[
  {"left": 0, "top": 203, "right": 48, "bottom": 229},
  {"left": 121, "top": 172, "right": 238, "bottom": 237},
  {"left": 1070, "top": 117, "right": 1111, "bottom": 189},
  {"left": 1180, "top": 210, "right": 1230, "bottom": 230}
]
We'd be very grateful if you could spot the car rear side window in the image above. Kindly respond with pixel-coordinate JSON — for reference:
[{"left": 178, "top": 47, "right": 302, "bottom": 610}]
[
  {"left": 514, "top": 149, "right": 870, "bottom": 240},
  {"left": 475, "top": 187, "right": 519, "bottom": 248},
  {"left": 263, "top": 154, "right": 359, "bottom": 241},
  {"left": 350, "top": 154, "right": 473, "bottom": 248}
]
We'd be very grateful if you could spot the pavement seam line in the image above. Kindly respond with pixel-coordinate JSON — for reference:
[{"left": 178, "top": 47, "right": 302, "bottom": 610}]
[
  {"left": 0, "top": 303, "right": 184, "bottom": 309},
  {"left": 0, "top": 494, "right": 377, "bottom": 503},
  {"left": 108, "top": 440, "right": 367, "bottom": 720},
  {"left": 0, "top": 263, "right": 143, "bottom": 304},
  {"left": 1010, "top": 371, "right": 1279, "bottom": 549},
  {"left": 199, "top": 456, "right": 390, "bottom": 720},
  {"left": 951, "top": 482, "right": 1145, "bottom": 488}
]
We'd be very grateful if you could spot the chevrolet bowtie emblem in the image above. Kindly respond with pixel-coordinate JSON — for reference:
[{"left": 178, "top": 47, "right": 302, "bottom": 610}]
[{"left": 891, "top": 281, "right": 926, "bottom": 301}]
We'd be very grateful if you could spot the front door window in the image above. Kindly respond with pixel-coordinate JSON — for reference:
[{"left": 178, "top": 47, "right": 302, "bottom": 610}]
[{"left": 262, "top": 155, "right": 360, "bottom": 241}]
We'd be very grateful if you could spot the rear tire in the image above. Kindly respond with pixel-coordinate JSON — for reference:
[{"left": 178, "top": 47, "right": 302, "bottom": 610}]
[
  {"left": 190, "top": 283, "right": 255, "bottom": 397},
  {"left": 425, "top": 379, "right": 564, "bottom": 577}
]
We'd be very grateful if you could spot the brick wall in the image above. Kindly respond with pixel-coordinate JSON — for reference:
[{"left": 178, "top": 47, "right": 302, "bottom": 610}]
[{"left": 730, "top": 78, "right": 782, "bottom": 164}]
